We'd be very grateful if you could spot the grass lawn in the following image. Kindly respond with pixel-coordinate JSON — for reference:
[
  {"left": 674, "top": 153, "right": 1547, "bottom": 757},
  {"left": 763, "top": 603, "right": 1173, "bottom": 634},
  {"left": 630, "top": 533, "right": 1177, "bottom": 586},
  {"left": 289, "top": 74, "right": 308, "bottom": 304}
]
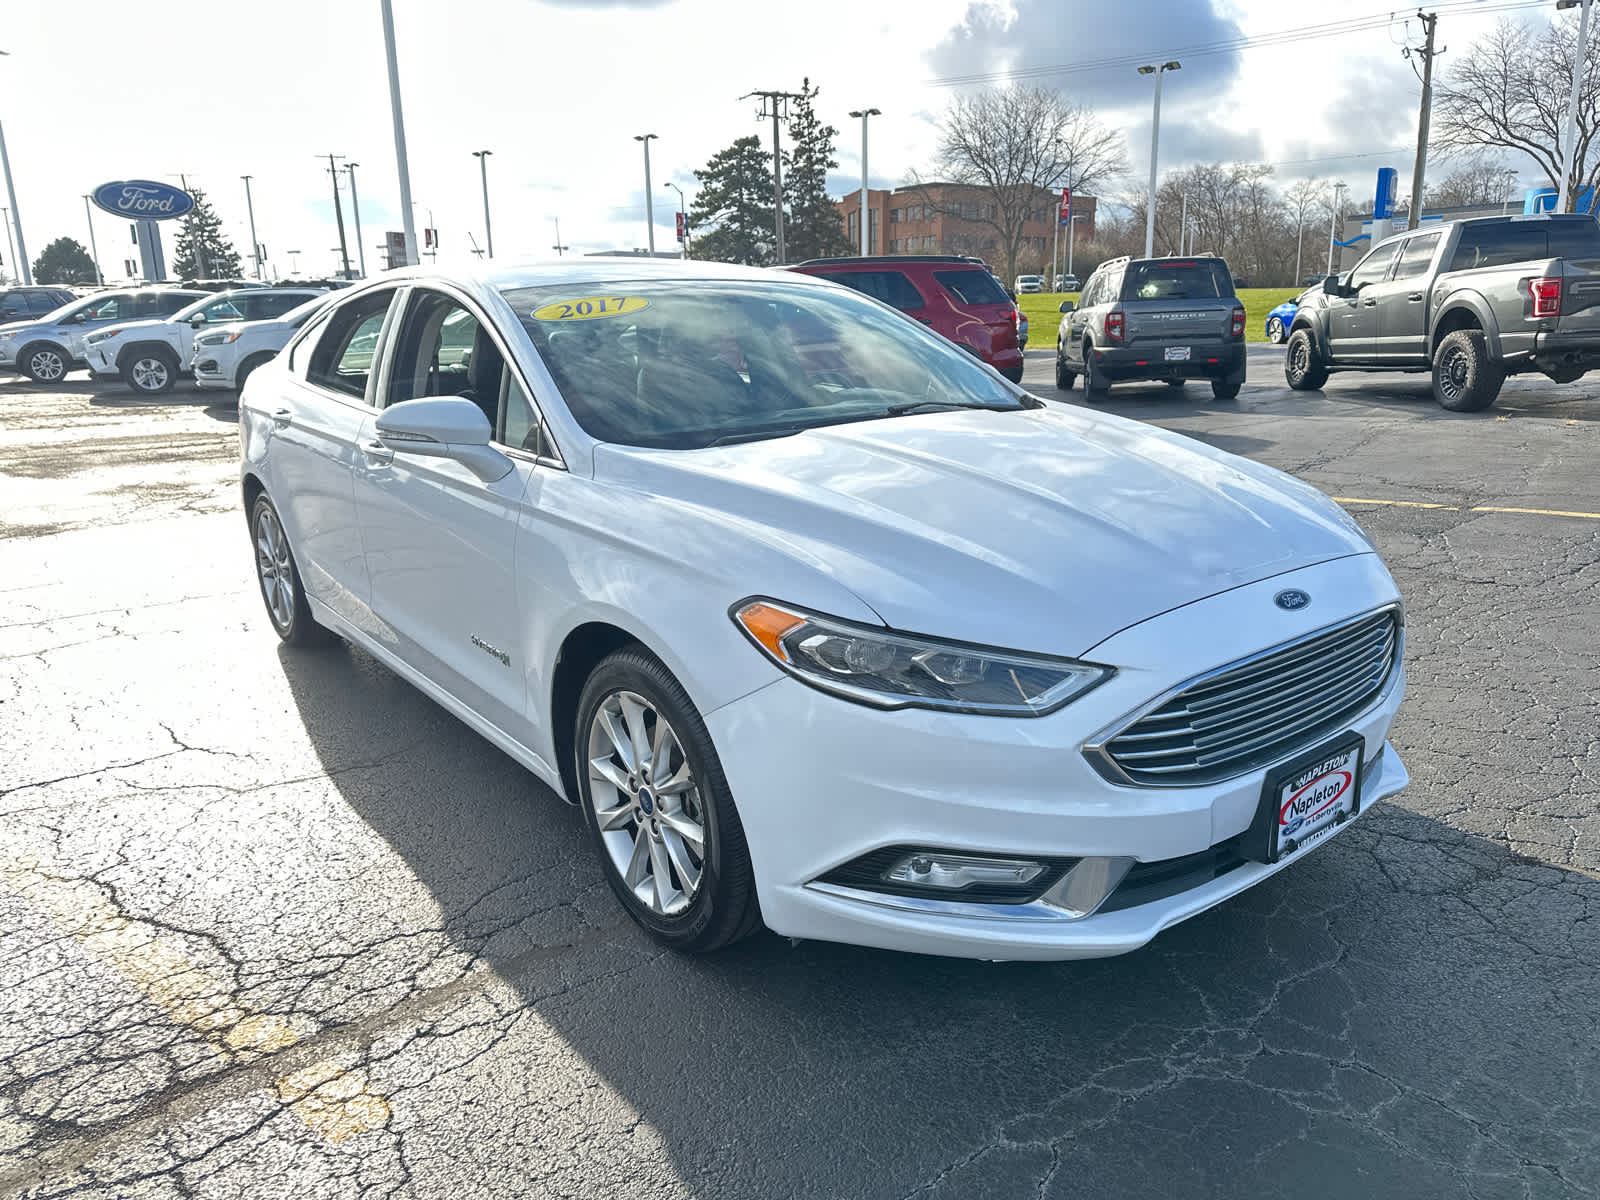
[{"left": 1018, "top": 288, "right": 1303, "bottom": 346}]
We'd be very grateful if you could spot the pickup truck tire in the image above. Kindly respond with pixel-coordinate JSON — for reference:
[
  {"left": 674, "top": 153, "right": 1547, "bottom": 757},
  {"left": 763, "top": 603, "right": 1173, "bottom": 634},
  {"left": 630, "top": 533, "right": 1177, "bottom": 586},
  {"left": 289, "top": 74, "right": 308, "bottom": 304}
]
[
  {"left": 124, "top": 348, "right": 177, "bottom": 396},
  {"left": 1054, "top": 352, "right": 1075, "bottom": 390},
  {"left": 1083, "top": 343, "right": 1109, "bottom": 398},
  {"left": 1284, "top": 329, "right": 1329, "bottom": 391},
  {"left": 20, "top": 342, "right": 72, "bottom": 384},
  {"left": 1432, "top": 329, "right": 1504, "bottom": 412}
]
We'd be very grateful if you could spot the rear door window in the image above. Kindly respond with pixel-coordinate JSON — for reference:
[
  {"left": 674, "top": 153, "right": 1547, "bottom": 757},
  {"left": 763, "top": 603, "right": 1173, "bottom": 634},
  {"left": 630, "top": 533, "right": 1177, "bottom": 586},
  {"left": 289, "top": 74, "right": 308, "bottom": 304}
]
[
  {"left": 26, "top": 291, "right": 62, "bottom": 314},
  {"left": 934, "top": 269, "right": 1010, "bottom": 306},
  {"left": 1120, "top": 261, "right": 1231, "bottom": 300},
  {"left": 1449, "top": 222, "right": 1553, "bottom": 271},
  {"left": 815, "top": 270, "right": 925, "bottom": 312}
]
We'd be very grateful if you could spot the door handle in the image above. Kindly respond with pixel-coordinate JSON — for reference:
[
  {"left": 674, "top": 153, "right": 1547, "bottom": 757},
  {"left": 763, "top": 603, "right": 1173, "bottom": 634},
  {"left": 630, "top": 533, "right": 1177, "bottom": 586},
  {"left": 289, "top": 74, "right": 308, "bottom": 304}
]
[
  {"left": 363, "top": 439, "right": 394, "bottom": 466},
  {"left": 1361, "top": 298, "right": 1377, "bottom": 307},
  {"left": 271, "top": 407, "right": 293, "bottom": 428},
  {"left": 1408, "top": 293, "right": 1424, "bottom": 302}
]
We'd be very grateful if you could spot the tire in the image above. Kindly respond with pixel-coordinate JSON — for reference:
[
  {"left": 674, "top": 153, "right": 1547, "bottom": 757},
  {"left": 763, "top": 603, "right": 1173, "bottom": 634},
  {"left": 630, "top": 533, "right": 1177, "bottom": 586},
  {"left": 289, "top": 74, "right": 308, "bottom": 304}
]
[
  {"left": 1054, "top": 352, "right": 1075, "bottom": 390},
  {"left": 235, "top": 353, "right": 273, "bottom": 393},
  {"left": 1284, "top": 329, "right": 1329, "bottom": 391},
  {"left": 249, "top": 493, "right": 337, "bottom": 648},
  {"left": 1212, "top": 379, "right": 1242, "bottom": 401},
  {"left": 20, "top": 342, "right": 70, "bottom": 384},
  {"left": 1083, "top": 342, "right": 1109, "bottom": 397},
  {"left": 1431, "top": 329, "right": 1505, "bottom": 412},
  {"left": 576, "top": 648, "right": 761, "bottom": 953},
  {"left": 1266, "top": 317, "right": 1286, "bottom": 344},
  {"left": 123, "top": 348, "right": 177, "bottom": 395},
  {"left": 998, "top": 363, "right": 1024, "bottom": 384}
]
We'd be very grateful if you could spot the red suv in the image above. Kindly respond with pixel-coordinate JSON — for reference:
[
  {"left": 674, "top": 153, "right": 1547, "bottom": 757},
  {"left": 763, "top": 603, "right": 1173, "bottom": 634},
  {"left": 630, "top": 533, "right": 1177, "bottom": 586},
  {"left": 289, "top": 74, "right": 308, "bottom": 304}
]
[{"left": 786, "top": 255, "right": 1024, "bottom": 382}]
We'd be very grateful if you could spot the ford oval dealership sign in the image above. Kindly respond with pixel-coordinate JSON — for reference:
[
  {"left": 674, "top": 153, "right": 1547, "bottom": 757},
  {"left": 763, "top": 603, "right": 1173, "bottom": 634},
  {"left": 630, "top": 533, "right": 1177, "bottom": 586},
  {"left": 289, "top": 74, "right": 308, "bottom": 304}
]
[{"left": 91, "top": 180, "right": 195, "bottom": 220}]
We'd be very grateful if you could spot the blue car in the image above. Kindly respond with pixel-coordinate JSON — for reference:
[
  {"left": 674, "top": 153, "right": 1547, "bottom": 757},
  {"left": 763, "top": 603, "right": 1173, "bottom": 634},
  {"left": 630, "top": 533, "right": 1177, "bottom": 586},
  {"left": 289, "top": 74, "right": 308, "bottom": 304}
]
[{"left": 1265, "top": 282, "right": 1326, "bottom": 344}]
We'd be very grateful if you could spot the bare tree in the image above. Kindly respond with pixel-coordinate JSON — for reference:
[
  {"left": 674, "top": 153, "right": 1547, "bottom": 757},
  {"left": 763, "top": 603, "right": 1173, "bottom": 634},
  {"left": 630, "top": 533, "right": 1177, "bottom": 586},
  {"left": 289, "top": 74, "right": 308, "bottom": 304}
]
[
  {"left": 916, "top": 86, "right": 1127, "bottom": 282},
  {"left": 1425, "top": 154, "right": 1516, "bottom": 209},
  {"left": 1434, "top": 15, "right": 1599, "bottom": 211},
  {"left": 1284, "top": 177, "right": 1324, "bottom": 285}
]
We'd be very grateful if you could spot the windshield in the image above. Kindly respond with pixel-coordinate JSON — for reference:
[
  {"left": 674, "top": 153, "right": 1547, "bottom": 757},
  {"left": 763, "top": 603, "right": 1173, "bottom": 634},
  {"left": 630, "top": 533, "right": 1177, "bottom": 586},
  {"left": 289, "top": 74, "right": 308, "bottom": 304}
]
[{"left": 500, "top": 278, "right": 1032, "bottom": 450}]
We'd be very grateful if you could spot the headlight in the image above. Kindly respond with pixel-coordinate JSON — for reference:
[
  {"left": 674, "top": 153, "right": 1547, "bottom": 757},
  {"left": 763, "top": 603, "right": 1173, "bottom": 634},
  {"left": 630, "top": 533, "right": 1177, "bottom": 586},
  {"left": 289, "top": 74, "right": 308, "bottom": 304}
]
[
  {"left": 196, "top": 331, "right": 240, "bottom": 346},
  {"left": 0, "top": 331, "right": 17, "bottom": 342},
  {"left": 86, "top": 328, "right": 123, "bottom": 345},
  {"left": 732, "top": 600, "right": 1113, "bottom": 716}
]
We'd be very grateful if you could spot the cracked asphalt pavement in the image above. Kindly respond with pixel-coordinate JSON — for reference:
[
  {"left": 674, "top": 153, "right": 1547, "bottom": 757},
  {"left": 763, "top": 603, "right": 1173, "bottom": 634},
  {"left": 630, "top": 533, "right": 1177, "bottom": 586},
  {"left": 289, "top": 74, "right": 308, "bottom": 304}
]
[{"left": 0, "top": 353, "right": 1596, "bottom": 1199}]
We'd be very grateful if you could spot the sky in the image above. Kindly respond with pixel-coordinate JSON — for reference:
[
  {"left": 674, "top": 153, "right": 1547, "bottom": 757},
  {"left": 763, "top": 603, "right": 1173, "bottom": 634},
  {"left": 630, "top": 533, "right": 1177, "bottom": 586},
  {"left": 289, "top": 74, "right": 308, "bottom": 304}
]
[{"left": 0, "top": 0, "right": 1565, "bottom": 282}]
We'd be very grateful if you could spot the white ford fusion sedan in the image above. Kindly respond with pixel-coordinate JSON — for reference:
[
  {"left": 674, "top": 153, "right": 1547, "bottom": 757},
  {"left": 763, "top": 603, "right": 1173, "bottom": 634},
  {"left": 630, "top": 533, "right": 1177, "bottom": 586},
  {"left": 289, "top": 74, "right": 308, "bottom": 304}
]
[{"left": 239, "top": 259, "right": 1408, "bottom": 961}]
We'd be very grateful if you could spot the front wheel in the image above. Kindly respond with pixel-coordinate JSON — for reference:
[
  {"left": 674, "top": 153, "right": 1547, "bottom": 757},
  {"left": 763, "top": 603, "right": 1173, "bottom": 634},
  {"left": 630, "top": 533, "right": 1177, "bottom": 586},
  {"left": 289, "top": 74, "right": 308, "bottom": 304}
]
[
  {"left": 1432, "top": 329, "right": 1505, "bottom": 412},
  {"left": 1284, "top": 329, "right": 1329, "bottom": 391},
  {"left": 1266, "top": 317, "right": 1286, "bottom": 344},
  {"left": 1054, "top": 352, "right": 1076, "bottom": 390},
  {"left": 124, "top": 350, "right": 177, "bottom": 395},
  {"left": 21, "top": 343, "right": 71, "bottom": 383},
  {"left": 576, "top": 649, "right": 761, "bottom": 953},
  {"left": 250, "top": 494, "right": 337, "bottom": 647}
]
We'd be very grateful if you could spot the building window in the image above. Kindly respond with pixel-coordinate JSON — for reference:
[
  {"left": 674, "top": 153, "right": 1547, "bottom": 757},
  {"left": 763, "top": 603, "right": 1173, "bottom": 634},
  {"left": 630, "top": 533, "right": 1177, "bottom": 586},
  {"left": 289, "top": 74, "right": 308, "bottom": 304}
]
[
  {"left": 889, "top": 208, "right": 901, "bottom": 223},
  {"left": 908, "top": 205, "right": 922, "bottom": 221}
]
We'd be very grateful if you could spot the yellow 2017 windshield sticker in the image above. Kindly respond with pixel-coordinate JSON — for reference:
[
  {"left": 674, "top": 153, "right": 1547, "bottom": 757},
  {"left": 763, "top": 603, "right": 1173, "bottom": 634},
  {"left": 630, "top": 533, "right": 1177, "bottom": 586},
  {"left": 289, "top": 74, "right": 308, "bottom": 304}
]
[{"left": 531, "top": 296, "right": 649, "bottom": 321}]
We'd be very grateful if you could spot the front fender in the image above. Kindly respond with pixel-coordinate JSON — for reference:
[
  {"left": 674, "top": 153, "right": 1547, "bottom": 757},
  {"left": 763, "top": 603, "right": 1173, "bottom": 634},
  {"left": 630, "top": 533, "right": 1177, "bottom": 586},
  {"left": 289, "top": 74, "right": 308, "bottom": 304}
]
[
  {"left": 1429, "top": 289, "right": 1502, "bottom": 358},
  {"left": 114, "top": 339, "right": 179, "bottom": 372}
]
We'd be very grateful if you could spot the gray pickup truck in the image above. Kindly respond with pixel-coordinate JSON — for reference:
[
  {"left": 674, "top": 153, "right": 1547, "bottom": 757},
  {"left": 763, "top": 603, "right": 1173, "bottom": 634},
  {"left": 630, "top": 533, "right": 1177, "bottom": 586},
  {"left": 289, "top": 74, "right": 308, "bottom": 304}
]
[{"left": 1284, "top": 213, "right": 1600, "bottom": 411}]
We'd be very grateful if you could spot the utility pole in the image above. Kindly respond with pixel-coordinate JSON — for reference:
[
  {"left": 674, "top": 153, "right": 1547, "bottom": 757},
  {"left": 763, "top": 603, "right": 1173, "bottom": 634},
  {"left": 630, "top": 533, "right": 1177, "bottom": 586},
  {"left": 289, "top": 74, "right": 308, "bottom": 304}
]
[
  {"left": 466, "top": 231, "right": 485, "bottom": 259},
  {"left": 849, "top": 108, "right": 880, "bottom": 255},
  {"left": 472, "top": 150, "right": 494, "bottom": 258},
  {"left": 0, "top": 122, "right": 31, "bottom": 284},
  {"left": 1406, "top": 10, "right": 1440, "bottom": 230},
  {"left": 633, "top": 136, "right": 656, "bottom": 254},
  {"left": 1558, "top": 0, "right": 1594, "bottom": 212},
  {"left": 241, "top": 175, "right": 261, "bottom": 279},
  {"left": 742, "top": 88, "right": 804, "bottom": 264},
  {"left": 346, "top": 163, "right": 366, "bottom": 277},
  {"left": 552, "top": 218, "right": 569, "bottom": 257},
  {"left": 324, "top": 154, "right": 351, "bottom": 279},
  {"left": 81, "top": 196, "right": 104, "bottom": 285},
  {"left": 380, "top": 0, "right": 418, "bottom": 267}
]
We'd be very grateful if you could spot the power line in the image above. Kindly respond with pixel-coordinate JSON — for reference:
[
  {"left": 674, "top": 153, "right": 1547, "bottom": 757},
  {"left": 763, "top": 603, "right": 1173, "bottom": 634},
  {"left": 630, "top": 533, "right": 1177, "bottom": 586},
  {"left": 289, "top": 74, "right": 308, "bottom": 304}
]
[{"left": 921, "top": 0, "right": 1546, "bottom": 88}]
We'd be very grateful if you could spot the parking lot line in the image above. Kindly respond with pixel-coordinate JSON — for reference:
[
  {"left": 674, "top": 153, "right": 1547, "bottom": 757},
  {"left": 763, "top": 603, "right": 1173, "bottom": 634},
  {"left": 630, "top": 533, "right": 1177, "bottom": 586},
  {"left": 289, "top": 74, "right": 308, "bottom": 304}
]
[
  {"left": 0, "top": 842, "right": 392, "bottom": 1144},
  {"left": 1334, "top": 497, "right": 1600, "bottom": 521}
]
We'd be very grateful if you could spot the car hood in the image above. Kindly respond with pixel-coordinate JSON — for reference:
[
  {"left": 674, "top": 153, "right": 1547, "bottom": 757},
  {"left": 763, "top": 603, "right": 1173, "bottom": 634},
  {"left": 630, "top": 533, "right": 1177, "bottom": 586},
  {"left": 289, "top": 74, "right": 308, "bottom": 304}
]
[
  {"left": 97, "top": 317, "right": 173, "bottom": 335},
  {"left": 0, "top": 317, "right": 52, "bottom": 336},
  {"left": 593, "top": 404, "right": 1373, "bottom": 656}
]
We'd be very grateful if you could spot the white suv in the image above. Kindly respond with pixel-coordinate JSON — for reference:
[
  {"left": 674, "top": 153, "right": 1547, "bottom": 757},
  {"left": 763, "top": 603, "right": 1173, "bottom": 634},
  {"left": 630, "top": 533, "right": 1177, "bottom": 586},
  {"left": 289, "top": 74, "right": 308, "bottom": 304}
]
[
  {"left": 0, "top": 288, "right": 207, "bottom": 382},
  {"left": 192, "top": 294, "right": 333, "bottom": 393},
  {"left": 86, "top": 288, "right": 327, "bottom": 394}
]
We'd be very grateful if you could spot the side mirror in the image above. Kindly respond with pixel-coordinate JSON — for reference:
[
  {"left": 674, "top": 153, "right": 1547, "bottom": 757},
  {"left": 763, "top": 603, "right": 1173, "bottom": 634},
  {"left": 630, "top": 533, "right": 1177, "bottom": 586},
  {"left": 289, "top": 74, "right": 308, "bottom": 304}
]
[
  {"left": 189, "top": 315, "right": 208, "bottom": 327},
  {"left": 1058, "top": 300, "right": 1076, "bottom": 313},
  {"left": 1323, "top": 273, "right": 1345, "bottom": 297},
  {"left": 375, "top": 396, "right": 513, "bottom": 483}
]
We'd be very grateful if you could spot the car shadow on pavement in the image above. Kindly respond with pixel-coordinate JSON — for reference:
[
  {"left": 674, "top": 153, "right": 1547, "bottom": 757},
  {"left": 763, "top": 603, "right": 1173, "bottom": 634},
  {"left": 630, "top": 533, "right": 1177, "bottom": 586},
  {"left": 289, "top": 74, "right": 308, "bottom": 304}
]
[{"left": 273, "top": 637, "right": 1600, "bottom": 1199}]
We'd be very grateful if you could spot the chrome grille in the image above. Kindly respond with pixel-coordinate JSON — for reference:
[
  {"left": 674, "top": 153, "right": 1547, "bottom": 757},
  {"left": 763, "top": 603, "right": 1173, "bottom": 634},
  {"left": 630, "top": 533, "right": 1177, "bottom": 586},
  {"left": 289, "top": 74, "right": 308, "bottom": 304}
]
[{"left": 1095, "top": 608, "right": 1400, "bottom": 787}]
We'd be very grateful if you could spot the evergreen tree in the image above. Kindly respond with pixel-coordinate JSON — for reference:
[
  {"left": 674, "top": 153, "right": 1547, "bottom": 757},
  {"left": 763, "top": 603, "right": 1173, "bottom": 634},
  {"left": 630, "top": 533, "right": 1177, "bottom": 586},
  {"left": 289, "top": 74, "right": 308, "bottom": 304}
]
[
  {"left": 688, "top": 136, "right": 777, "bottom": 266},
  {"left": 784, "top": 79, "right": 854, "bottom": 262},
  {"left": 172, "top": 190, "right": 242, "bottom": 279},
  {"left": 32, "top": 238, "right": 99, "bottom": 285}
]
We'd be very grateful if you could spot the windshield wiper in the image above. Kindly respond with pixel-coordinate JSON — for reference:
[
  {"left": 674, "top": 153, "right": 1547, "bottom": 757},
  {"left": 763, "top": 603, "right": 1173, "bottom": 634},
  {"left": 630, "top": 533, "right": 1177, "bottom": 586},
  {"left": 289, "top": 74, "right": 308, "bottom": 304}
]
[
  {"left": 704, "top": 426, "right": 807, "bottom": 447},
  {"left": 883, "top": 399, "right": 1017, "bottom": 416}
]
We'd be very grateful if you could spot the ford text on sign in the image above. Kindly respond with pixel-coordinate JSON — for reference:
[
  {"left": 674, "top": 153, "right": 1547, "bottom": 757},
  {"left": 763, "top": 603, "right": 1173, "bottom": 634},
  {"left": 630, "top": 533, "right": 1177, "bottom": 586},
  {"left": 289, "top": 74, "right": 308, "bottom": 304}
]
[{"left": 91, "top": 180, "right": 196, "bottom": 220}]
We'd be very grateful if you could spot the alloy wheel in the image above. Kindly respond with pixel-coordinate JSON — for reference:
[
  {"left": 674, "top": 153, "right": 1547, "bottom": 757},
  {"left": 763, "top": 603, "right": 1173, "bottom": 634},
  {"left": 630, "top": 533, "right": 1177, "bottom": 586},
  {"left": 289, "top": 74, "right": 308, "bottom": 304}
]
[
  {"left": 1268, "top": 318, "right": 1284, "bottom": 343},
  {"left": 1289, "top": 338, "right": 1308, "bottom": 378},
  {"left": 586, "top": 690, "right": 705, "bottom": 917},
  {"left": 253, "top": 504, "right": 295, "bottom": 633},
  {"left": 1438, "top": 347, "right": 1468, "bottom": 402},
  {"left": 132, "top": 357, "right": 170, "bottom": 392},
  {"left": 29, "top": 348, "right": 65, "bottom": 381}
]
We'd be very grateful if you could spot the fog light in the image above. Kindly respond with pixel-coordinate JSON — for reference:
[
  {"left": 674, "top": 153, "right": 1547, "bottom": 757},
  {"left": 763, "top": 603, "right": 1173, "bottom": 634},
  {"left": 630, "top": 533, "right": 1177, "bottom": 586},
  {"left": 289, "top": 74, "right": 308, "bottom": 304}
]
[{"left": 883, "top": 852, "right": 1044, "bottom": 891}]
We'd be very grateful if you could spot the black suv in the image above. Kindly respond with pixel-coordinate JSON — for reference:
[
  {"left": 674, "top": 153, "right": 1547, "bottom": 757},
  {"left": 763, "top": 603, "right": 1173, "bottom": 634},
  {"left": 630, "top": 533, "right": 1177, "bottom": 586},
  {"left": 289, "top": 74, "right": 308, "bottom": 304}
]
[
  {"left": 0, "top": 287, "right": 76, "bottom": 323},
  {"left": 1055, "top": 255, "right": 1247, "bottom": 400}
]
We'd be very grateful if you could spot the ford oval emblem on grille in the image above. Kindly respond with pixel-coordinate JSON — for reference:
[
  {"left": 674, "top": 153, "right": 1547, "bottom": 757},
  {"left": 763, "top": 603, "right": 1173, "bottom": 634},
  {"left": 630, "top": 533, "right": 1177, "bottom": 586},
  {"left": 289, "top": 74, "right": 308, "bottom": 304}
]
[{"left": 1275, "top": 589, "right": 1311, "bottom": 611}]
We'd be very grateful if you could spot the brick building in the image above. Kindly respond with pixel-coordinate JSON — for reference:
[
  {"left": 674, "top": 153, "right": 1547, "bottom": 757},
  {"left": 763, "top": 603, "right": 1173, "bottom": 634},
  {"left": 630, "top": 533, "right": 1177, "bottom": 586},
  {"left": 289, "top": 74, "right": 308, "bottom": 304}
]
[{"left": 835, "top": 183, "right": 1097, "bottom": 271}]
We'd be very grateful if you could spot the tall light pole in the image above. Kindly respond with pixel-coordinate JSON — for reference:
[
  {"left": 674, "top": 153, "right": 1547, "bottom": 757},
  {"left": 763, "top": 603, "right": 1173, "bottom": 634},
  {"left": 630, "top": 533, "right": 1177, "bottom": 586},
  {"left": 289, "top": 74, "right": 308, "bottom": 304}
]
[
  {"left": 1138, "top": 61, "right": 1181, "bottom": 260},
  {"left": 80, "top": 196, "right": 103, "bottom": 285},
  {"left": 552, "top": 217, "right": 568, "bottom": 257},
  {"left": 664, "top": 181, "right": 689, "bottom": 257},
  {"left": 1558, "top": 0, "right": 1595, "bottom": 212},
  {"left": 848, "top": 108, "right": 880, "bottom": 255},
  {"left": 0, "top": 51, "right": 28, "bottom": 285},
  {"left": 241, "top": 175, "right": 261, "bottom": 279},
  {"left": 1049, "top": 136, "right": 1063, "bottom": 286},
  {"left": 1503, "top": 167, "right": 1521, "bottom": 215},
  {"left": 634, "top": 134, "right": 657, "bottom": 255},
  {"left": 380, "top": 0, "right": 418, "bottom": 267},
  {"left": 410, "top": 201, "right": 437, "bottom": 261},
  {"left": 1327, "top": 180, "right": 1347, "bottom": 274},
  {"left": 472, "top": 150, "right": 493, "bottom": 258},
  {"left": 345, "top": 163, "right": 367, "bottom": 276}
]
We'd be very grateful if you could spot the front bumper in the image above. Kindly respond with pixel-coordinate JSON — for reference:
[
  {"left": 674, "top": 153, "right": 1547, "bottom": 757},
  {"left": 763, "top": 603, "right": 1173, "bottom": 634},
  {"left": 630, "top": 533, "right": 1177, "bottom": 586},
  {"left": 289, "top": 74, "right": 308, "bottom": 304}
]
[
  {"left": 1095, "top": 340, "right": 1246, "bottom": 382},
  {"left": 192, "top": 353, "right": 233, "bottom": 390},
  {"left": 705, "top": 554, "right": 1406, "bottom": 960}
]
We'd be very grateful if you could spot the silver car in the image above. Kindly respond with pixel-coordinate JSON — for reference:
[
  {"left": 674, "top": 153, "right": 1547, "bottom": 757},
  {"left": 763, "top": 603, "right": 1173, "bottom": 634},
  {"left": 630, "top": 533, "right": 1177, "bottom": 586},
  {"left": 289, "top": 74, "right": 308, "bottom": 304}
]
[{"left": 0, "top": 288, "right": 206, "bottom": 382}]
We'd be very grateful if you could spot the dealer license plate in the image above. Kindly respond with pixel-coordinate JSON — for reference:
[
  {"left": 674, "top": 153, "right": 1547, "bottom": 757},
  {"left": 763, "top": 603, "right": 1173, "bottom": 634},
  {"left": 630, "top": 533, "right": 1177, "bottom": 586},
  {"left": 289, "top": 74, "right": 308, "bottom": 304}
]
[
  {"left": 1164, "top": 346, "right": 1191, "bottom": 361},
  {"left": 1247, "top": 736, "right": 1363, "bottom": 863}
]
